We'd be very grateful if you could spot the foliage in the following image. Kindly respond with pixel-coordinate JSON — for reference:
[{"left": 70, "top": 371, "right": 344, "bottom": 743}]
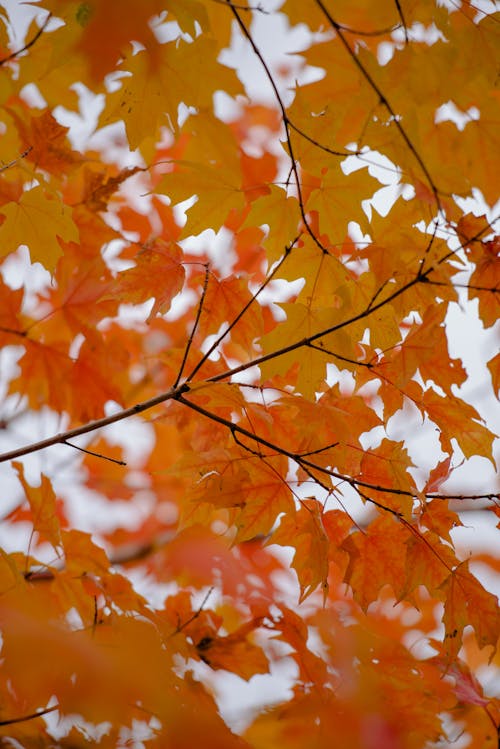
[{"left": 0, "top": 0, "right": 499, "bottom": 746}]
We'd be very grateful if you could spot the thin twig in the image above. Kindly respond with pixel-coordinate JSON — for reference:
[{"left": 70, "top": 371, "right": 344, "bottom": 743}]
[
  {"left": 434, "top": 214, "right": 499, "bottom": 268},
  {"left": 0, "top": 383, "right": 189, "bottom": 464},
  {"left": 174, "top": 263, "right": 210, "bottom": 388},
  {"left": 393, "top": 0, "right": 409, "bottom": 43},
  {"left": 0, "top": 146, "right": 33, "bottom": 174},
  {"left": 63, "top": 440, "right": 127, "bottom": 466},
  {"left": 177, "top": 392, "right": 497, "bottom": 503},
  {"left": 426, "top": 280, "right": 499, "bottom": 294},
  {"left": 226, "top": 1, "right": 328, "bottom": 253},
  {"left": 0, "top": 705, "right": 59, "bottom": 727},
  {"left": 356, "top": 488, "right": 403, "bottom": 519},
  {"left": 171, "top": 587, "right": 214, "bottom": 636},
  {"left": 0, "top": 14, "right": 52, "bottom": 66},
  {"left": 314, "top": 0, "right": 440, "bottom": 211},
  {"left": 0, "top": 224, "right": 494, "bottom": 470},
  {"left": 337, "top": 21, "right": 402, "bottom": 37},
  {"left": 287, "top": 121, "right": 359, "bottom": 159},
  {"left": 186, "top": 234, "right": 300, "bottom": 381}
]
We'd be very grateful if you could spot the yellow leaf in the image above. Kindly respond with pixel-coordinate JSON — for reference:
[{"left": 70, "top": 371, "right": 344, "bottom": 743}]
[
  {"left": 244, "top": 186, "right": 301, "bottom": 264},
  {"left": 100, "top": 37, "right": 242, "bottom": 148},
  {"left": 305, "top": 163, "right": 380, "bottom": 240},
  {"left": 0, "top": 186, "right": 78, "bottom": 272},
  {"left": 159, "top": 160, "right": 245, "bottom": 237}
]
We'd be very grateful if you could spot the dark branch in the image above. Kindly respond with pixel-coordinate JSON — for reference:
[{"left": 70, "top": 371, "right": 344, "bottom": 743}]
[
  {"left": 0, "top": 383, "right": 188, "bottom": 464},
  {"left": 177, "top": 392, "right": 497, "bottom": 504}
]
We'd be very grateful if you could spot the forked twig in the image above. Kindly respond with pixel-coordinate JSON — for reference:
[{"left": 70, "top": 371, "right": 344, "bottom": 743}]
[
  {"left": 186, "top": 234, "right": 300, "bottom": 381},
  {"left": 174, "top": 263, "right": 210, "bottom": 388}
]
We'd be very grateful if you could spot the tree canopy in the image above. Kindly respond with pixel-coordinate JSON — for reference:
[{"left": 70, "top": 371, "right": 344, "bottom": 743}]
[{"left": 0, "top": 0, "right": 499, "bottom": 746}]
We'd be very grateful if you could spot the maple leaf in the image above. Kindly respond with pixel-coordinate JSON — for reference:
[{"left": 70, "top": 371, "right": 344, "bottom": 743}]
[
  {"left": 14, "top": 462, "right": 62, "bottom": 552},
  {"left": 469, "top": 236, "right": 500, "bottom": 329},
  {"left": 107, "top": 239, "right": 185, "bottom": 322},
  {"left": 342, "top": 515, "right": 408, "bottom": 609},
  {"left": 0, "top": 185, "right": 78, "bottom": 271},
  {"left": 7, "top": 107, "right": 82, "bottom": 174},
  {"left": 196, "top": 618, "right": 269, "bottom": 680},
  {"left": 423, "top": 389, "right": 496, "bottom": 467},
  {"left": 0, "top": 277, "right": 25, "bottom": 345},
  {"left": 234, "top": 457, "right": 295, "bottom": 543},
  {"left": 487, "top": 352, "right": 500, "bottom": 396},
  {"left": 244, "top": 186, "right": 301, "bottom": 264},
  {"left": 9, "top": 339, "right": 73, "bottom": 413},
  {"left": 271, "top": 498, "right": 330, "bottom": 603},
  {"left": 359, "top": 439, "right": 417, "bottom": 519},
  {"left": 196, "top": 273, "right": 264, "bottom": 357},
  {"left": 305, "top": 163, "right": 380, "bottom": 239},
  {"left": 419, "top": 498, "right": 463, "bottom": 547},
  {"left": 159, "top": 160, "right": 246, "bottom": 237},
  {"left": 79, "top": 165, "right": 142, "bottom": 213},
  {"left": 441, "top": 564, "right": 500, "bottom": 663},
  {"left": 100, "top": 37, "right": 242, "bottom": 147},
  {"left": 73, "top": 0, "right": 165, "bottom": 81},
  {"left": 432, "top": 658, "right": 492, "bottom": 708}
]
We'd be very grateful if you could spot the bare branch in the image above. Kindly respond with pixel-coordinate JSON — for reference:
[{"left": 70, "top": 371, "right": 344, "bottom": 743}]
[
  {"left": 0, "top": 146, "right": 33, "bottom": 174},
  {"left": 177, "top": 391, "right": 498, "bottom": 504},
  {"left": 0, "top": 222, "right": 493, "bottom": 466},
  {"left": 169, "top": 587, "right": 214, "bottom": 637},
  {"left": 0, "top": 383, "right": 188, "bottom": 464}
]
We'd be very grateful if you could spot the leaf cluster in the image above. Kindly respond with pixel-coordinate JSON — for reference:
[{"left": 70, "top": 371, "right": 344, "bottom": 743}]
[{"left": 0, "top": 1, "right": 499, "bottom": 747}]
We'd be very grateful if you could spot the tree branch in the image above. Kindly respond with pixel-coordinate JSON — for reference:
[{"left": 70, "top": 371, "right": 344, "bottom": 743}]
[
  {"left": 0, "top": 223, "right": 493, "bottom": 467},
  {"left": 0, "top": 383, "right": 188, "bottom": 464},
  {"left": 177, "top": 391, "right": 498, "bottom": 504}
]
